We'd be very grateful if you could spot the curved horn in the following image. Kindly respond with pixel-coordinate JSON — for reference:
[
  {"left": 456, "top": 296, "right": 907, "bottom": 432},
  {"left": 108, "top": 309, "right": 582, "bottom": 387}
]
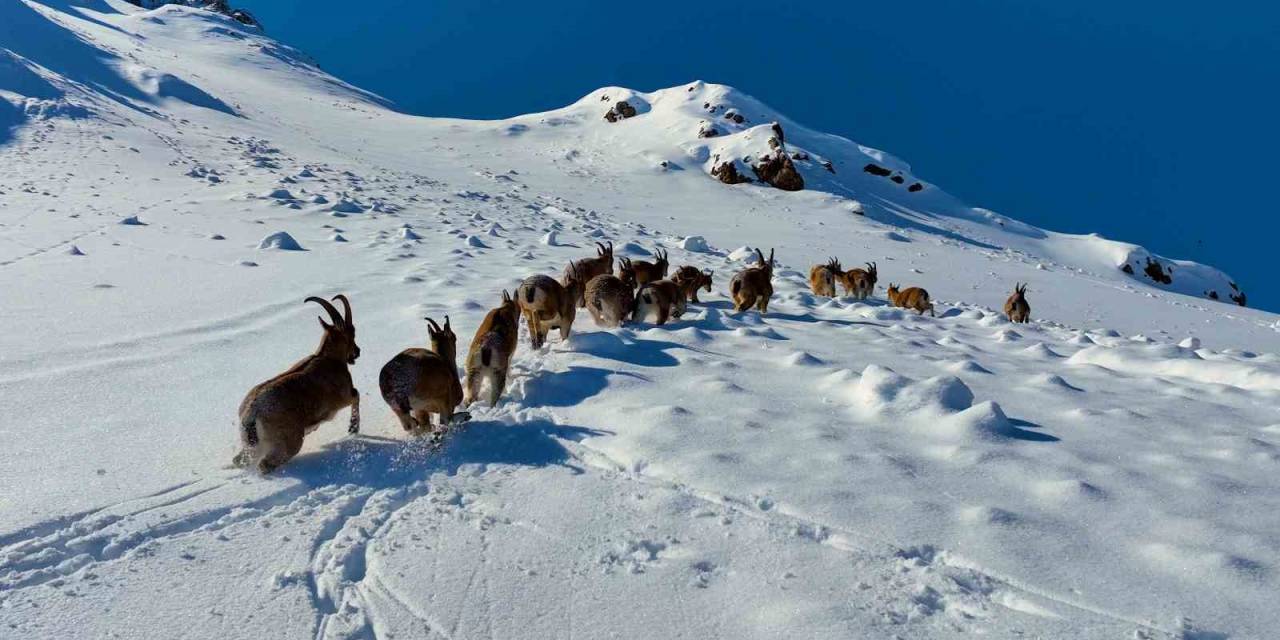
[
  {"left": 866, "top": 262, "right": 874, "bottom": 272},
  {"left": 754, "top": 247, "right": 765, "bottom": 265},
  {"left": 443, "top": 314, "right": 451, "bottom": 330},
  {"left": 331, "top": 294, "right": 352, "bottom": 327},
  {"left": 606, "top": 241, "right": 613, "bottom": 252},
  {"left": 425, "top": 316, "right": 443, "bottom": 334},
  {"left": 306, "top": 296, "right": 343, "bottom": 327},
  {"left": 595, "top": 242, "right": 606, "bottom": 255},
  {"left": 768, "top": 248, "right": 775, "bottom": 265}
]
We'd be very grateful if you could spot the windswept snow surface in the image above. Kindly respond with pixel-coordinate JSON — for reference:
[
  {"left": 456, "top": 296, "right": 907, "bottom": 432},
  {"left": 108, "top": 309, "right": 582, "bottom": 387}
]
[{"left": 2, "top": 2, "right": 1279, "bottom": 638}]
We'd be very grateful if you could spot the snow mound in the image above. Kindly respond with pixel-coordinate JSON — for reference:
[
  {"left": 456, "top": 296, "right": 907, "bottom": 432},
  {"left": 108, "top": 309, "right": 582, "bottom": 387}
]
[
  {"left": 678, "top": 235, "right": 710, "bottom": 252},
  {"left": 257, "top": 231, "right": 305, "bottom": 251},
  {"left": 1067, "top": 344, "right": 1280, "bottom": 392},
  {"left": 851, "top": 364, "right": 975, "bottom": 417}
]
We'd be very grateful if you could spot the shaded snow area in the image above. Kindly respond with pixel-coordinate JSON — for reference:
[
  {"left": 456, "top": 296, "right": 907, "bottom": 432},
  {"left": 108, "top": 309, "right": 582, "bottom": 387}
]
[{"left": 3, "top": 2, "right": 1280, "bottom": 639}]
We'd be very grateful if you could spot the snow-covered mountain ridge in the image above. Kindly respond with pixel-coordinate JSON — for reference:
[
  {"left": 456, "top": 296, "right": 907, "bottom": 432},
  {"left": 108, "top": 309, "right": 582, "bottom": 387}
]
[{"left": 2, "top": 2, "right": 1279, "bottom": 639}]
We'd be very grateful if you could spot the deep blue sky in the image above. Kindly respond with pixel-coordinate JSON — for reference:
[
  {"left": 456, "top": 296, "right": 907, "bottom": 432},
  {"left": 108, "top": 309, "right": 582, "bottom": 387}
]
[{"left": 242, "top": 0, "right": 1279, "bottom": 310}]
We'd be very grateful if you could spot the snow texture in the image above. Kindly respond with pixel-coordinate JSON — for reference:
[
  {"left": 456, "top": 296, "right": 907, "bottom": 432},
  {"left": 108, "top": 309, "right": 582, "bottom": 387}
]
[{"left": 1, "top": 3, "right": 1278, "bottom": 640}]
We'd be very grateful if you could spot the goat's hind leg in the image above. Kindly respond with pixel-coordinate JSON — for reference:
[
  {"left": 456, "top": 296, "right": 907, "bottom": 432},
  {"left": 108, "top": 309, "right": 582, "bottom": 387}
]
[{"left": 347, "top": 387, "right": 361, "bottom": 434}]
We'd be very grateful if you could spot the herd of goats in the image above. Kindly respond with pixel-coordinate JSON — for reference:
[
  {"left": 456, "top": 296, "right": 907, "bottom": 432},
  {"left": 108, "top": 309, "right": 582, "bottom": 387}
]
[{"left": 234, "top": 242, "right": 1033, "bottom": 473}]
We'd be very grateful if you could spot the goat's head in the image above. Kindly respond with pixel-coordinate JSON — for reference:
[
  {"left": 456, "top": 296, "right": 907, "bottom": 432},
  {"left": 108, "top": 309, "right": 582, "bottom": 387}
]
[
  {"left": 308, "top": 294, "right": 359, "bottom": 364},
  {"left": 425, "top": 315, "right": 457, "bottom": 363}
]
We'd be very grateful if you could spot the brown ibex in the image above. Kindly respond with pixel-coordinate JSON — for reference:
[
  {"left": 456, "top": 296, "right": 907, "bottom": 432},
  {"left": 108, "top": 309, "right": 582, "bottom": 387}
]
[
  {"left": 379, "top": 316, "right": 463, "bottom": 434},
  {"left": 464, "top": 290, "right": 521, "bottom": 406},
  {"left": 1004, "top": 283, "right": 1031, "bottom": 323},
  {"left": 887, "top": 283, "right": 935, "bottom": 316},
  {"left": 565, "top": 241, "right": 613, "bottom": 307},
  {"left": 730, "top": 248, "right": 774, "bottom": 313},
  {"left": 840, "top": 261, "right": 878, "bottom": 300},
  {"left": 808, "top": 257, "right": 842, "bottom": 297},
  {"left": 633, "top": 279, "right": 687, "bottom": 325},
  {"left": 620, "top": 248, "right": 669, "bottom": 286},
  {"left": 518, "top": 263, "right": 585, "bottom": 349},
  {"left": 235, "top": 295, "right": 360, "bottom": 474},
  {"left": 672, "top": 265, "right": 713, "bottom": 303},
  {"left": 584, "top": 272, "right": 636, "bottom": 327}
]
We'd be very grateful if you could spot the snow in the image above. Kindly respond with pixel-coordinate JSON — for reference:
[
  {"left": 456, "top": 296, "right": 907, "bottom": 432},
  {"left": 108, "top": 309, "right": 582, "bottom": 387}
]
[
  {"left": 2, "top": 2, "right": 1279, "bottom": 639},
  {"left": 257, "top": 231, "right": 305, "bottom": 251}
]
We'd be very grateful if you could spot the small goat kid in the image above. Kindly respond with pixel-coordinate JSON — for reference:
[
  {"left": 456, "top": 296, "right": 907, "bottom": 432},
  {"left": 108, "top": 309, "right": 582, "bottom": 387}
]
[
  {"left": 886, "top": 283, "right": 935, "bottom": 316},
  {"left": 808, "top": 257, "right": 842, "bottom": 297},
  {"left": 565, "top": 242, "right": 614, "bottom": 307},
  {"left": 518, "top": 263, "right": 585, "bottom": 349},
  {"left": 464, "top": 290, "right": 521, "bottom": 406},
  {"left": 672, "top": 265, "right": 713, "bottom": 303},
  {"left": 379, "top": 316, "right": 463, "bottom": 434},
  {"left": 730, "top": 248, "right": 775, "bottom": 313},
  {"left": 235, "top": 295, "right": 360, "bottom": 474},
  {"left": 1004, "top": 282, "right": 1031, "bottom": 323},
  {"left": 633, "top": 279, "right": 686, "bottom": 325}
]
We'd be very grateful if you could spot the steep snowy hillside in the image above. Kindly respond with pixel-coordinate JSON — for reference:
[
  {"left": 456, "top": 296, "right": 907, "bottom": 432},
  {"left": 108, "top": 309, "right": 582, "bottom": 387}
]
[{"left": 2, "top": 2, "right": 1279, "bottom": 639}]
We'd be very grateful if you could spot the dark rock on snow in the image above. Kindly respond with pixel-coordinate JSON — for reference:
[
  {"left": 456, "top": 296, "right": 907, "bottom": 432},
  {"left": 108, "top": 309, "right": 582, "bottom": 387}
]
[{"left": 603, "top": 101, "right": 638, "bottom": 122}]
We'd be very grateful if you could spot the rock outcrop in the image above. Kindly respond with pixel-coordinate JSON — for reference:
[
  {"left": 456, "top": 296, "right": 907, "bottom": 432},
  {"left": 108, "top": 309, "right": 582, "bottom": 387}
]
[
  {"left": 603, "top": 100, "right": 637, "bottom": 123},
  {"left": 711, "top": 157, "right": 751, "bottom": 185}
]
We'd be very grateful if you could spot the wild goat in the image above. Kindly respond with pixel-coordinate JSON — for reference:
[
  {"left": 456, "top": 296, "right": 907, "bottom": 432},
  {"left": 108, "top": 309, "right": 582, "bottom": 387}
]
[
  {"left": 584, "top": 272, "right": 636, "bottom": 327},
  {"left": 379, "top": 316, "right": 463, "bottom": 434},
  {"left": 808, "top": 257, "right": 842, "bottom": 297},
  {"left": 565, "top": 242, "right": 614, "bottom": 307},
  {"left": 730, "top": 248, "right": 774, "bottom": 313},
  {"left": 619, "top": 248, "right": 669, "bottom": 286},
  {"left": 1004, "top": 283, "right": 1031, "bottom": 323},
  {"left": 464, "top": 290, "right": 521, "bottom": 406},
  {"left": 235, "top": 295, "right": 360, "bottom": 474},
  {"left": 518, "top": 263, "right": 585, "bottom": 349},
  {"left": 672, "top": 265, "right": 713, "bottom": 302},
  {"left": 840, "top": 261, "right": 878, "bottom": 299},
  {"left": 633, "top": 279, "right": 686, "bottom": 325},
  {"left": 886, "top": 283, "right": 935, "bottom": 316}
]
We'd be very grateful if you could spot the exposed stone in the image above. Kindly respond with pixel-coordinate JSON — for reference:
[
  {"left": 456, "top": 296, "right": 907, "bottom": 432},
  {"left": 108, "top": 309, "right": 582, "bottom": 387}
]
[
  {"left": 890, "top": 175, "right": 905, "bottom": 184},
  {"left": 697, "top": 123, "right": 721, "bottom": 138},
  {"left": 1143, "top": 257, "right": 1172, "bottom": 285},
  {"left": 863, "top": 163, "right": 892, "bottom": 177},
  {"left": 753, "top": 153, "right": 805, "bottom": 191},
  {"left": 821, "top": 160, "right": 835, "bottom": 173},
  {"left": 1229, "top": 282, "right": 1247, "bottom": 306},
  {"left": 603, "top": 100, "right": 637, "bottom": 123},
  {"left": 711, "top": 159, "right": 751, "bottom": 185},
  {"left": 907, "top": 182, "right": 924, "bottom": 193}
]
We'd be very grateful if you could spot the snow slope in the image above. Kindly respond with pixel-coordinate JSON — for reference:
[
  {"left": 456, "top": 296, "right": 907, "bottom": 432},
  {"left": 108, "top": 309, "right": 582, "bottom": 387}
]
[{"left": 2, "top": 2, "right": 1279, "bottom": 638}]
